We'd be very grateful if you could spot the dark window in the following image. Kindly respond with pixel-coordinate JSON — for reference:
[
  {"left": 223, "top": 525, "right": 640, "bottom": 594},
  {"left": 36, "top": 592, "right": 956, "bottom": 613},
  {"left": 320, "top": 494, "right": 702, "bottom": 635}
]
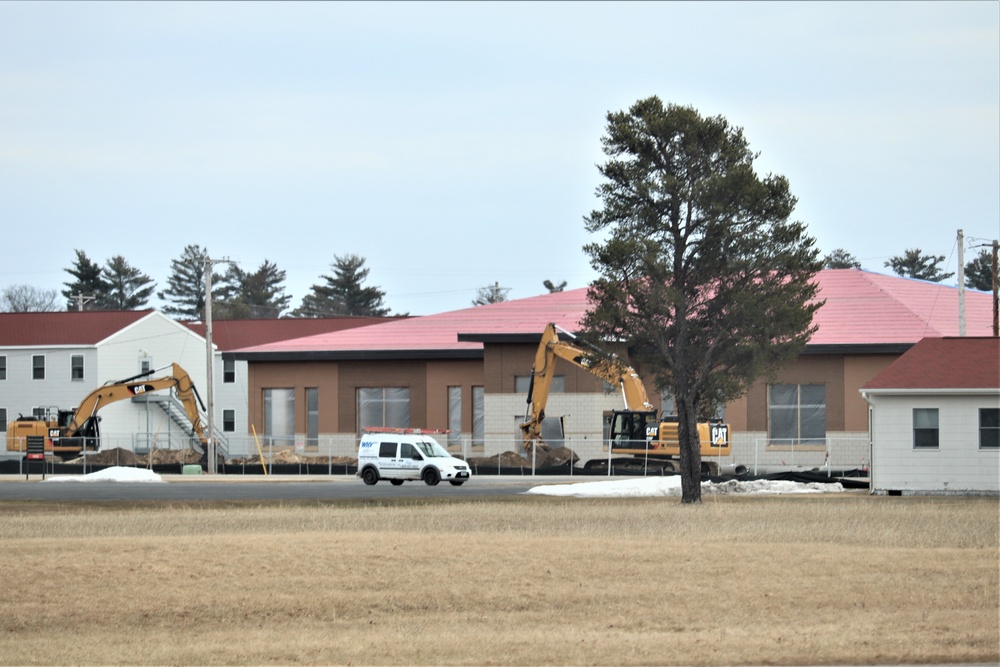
[
  {"left": 0, "top": 356, "right": 6, "bottom": 381},
  {"left": 223, "top": 358, "right": 235, "bottom": 383},
  {"left": 980, "top": 408, "right": 999, "bottom": 449},
  {"left": 913, "top": 408, "right": 939, "bottom": 449},
  {"left": 379, "top": 442, "right": 397, "bottom": 458},
  {"left": 32, "top": 355, "right": 44, "bottom": 380},
  {"left": 222, "top": 409, "right": 235, "bottom": 433},
  {"left": 400, "top": 442, "right": 421, "bottom": 459},
  {"left": 0, "top": 407, "right": 6, "bottom": 432},
  {"left": 71, "top": 355, "right": 84, "bottom": 381}
]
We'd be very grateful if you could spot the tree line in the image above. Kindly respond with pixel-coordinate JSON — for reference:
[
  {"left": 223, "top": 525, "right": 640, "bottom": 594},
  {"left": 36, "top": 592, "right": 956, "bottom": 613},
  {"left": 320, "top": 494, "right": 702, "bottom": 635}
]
[
  {"left": 1, "top": 247, "right": 392, "bottom": 318},
  {"left": 822, "top": 246, "right": 995, "bottom": 290}
]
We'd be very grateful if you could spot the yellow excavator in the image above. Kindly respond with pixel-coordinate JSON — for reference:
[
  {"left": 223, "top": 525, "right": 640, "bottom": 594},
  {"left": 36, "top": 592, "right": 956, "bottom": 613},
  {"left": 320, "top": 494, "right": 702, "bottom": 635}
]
[
  {"left": 5, "top": 363, "right": 208, "bottom": 460},
  {"left": 520, "top": 323, "right": 731, "bottom": 475}
]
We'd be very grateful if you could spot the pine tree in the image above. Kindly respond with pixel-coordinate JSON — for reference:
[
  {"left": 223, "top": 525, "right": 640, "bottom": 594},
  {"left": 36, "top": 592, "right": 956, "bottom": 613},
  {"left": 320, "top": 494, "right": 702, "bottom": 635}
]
[
  {"left": 215, "top": 260, "right": 292, "bottom": 319},
  {"left": 293, "top": 254, "right": 389, "bottom": 317},
  {"left": 885, "top": 248, "right": 954, "bottom": 282},
  {"left": 100, "top": 255, "right": 156, "bottom": 310},
  {"left": 62, "top": 249, "right": 109, "bottom": 311},
  {"left": 158, "top": 245, "right": 222, "bottom": 319},
  {"left": 472, "top": 282, "right": 510, "bottom": 305}
]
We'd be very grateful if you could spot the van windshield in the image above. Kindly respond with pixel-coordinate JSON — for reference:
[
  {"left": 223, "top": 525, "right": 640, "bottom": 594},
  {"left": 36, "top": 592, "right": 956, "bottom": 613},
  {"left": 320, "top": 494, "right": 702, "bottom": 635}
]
[{"left": 416, "top": 440, "right": 451, "bottom": 458}]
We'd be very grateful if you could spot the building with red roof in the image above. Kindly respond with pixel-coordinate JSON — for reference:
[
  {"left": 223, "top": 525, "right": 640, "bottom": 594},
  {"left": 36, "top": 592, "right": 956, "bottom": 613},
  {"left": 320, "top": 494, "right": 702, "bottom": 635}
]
[
  {"left": 861, "top": 337, "right": 999, "bottom": 494},
  {"left": 229, "top": 269, "right": 998, "bottom": 471}
]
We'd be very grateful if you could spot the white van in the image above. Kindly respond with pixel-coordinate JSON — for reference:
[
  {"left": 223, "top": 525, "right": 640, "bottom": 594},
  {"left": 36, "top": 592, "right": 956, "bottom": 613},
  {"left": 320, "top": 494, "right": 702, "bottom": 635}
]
[{"left": 357, "top": 430, "right": 471, "bottom": 486}]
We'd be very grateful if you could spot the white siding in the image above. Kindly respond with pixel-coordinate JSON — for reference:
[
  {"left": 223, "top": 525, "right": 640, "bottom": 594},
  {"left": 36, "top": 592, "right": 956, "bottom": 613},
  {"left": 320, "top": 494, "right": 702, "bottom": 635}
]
[{"left": 868, "top": 392, "right": 1000, "bottom": 494}]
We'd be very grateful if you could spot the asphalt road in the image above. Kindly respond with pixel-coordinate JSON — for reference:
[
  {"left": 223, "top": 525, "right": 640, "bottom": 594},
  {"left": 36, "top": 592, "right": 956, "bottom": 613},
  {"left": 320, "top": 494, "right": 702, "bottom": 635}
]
[{"left": 0, "top": 473, "right": 577, "bottom": 503}]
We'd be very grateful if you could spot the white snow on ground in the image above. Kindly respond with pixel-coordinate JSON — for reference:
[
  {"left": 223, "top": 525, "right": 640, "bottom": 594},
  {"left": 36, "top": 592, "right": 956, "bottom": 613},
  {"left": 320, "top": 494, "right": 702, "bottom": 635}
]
[
  {"left": 526, "top": 476, "right": 844, "bottom": 498},
  {"left": 42, "top": 466, "right": 164, "bottom": 483},
  {"left": 37, "top": 467, "right": 846, "bottom": 496}
]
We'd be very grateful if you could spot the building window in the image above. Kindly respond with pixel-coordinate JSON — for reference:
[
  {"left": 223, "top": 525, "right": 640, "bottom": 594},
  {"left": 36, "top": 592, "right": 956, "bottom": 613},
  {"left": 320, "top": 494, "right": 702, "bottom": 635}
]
[
  {"left": 140, "top": 357, "right": 152, "bottom": 374},
  {"left": 32, "top": 355, "right": 45, "bottom": 380},
  {"left": 306, "top": 388, "right": 319, "bottom": 447},
  {"left": 223, "top": 358, "right": 235, "bottom": 383},
  {"left": 448, "top": 386, "right": 462, "bottom": 445},
  {"left": 0, "top": 356, "right": 6, "bottom": 381},
  {"left": 358, "top": 387, "right": 409, "bottom": 431},
  {"left": 472, "top": 386, "right": 484, "bottom": 447},
  {"left": 0, "top": 407, "right": 6, "bottom": 432},
  {"left": 913, "top": 408, "right": 939, "bottom": 449},
  {"left": 980, "top": 408, "right": 999, "bottom": 449},
  {"left": 769, "top": 384, "right": 826, "bottom": 445},
  {"left": 222, "top": 409, "right": 235, "bottom": 432},
  {"left": 515, "top": 375, "right": 564, "bottom": 393},
  {"left": 71, "top": 355, "right": 84, "bottom": 381},
  {"left": 263, "top": 388, "right": 295, "bottom": 448}
]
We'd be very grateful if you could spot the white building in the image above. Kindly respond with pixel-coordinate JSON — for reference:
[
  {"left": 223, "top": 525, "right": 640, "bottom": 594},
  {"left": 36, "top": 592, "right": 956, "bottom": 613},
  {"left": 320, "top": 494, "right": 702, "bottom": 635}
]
[{"left": 861, "top": 337, "right": 1000, "bottom": 495}]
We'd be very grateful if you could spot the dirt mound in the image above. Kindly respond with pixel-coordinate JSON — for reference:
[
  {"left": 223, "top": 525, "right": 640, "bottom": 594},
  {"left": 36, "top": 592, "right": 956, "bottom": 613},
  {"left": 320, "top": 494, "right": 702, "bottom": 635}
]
[
  {"left": 467, "top": 451, "right": 532, "bottom": 468},
  {"left": 63, "top": 447, "right": 203, "bottom": 466},
  {"left": 227, "top": 450, "right": 357, "bottom": 466},
  {"left": 468, "top": 446, "right": 579, "bottom": 470}
]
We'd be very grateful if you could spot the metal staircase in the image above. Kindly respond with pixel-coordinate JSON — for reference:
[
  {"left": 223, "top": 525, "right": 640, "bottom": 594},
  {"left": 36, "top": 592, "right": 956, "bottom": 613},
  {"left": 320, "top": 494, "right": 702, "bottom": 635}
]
[{"left": 132, "top": 394, "right": 229, "bottom": 458}]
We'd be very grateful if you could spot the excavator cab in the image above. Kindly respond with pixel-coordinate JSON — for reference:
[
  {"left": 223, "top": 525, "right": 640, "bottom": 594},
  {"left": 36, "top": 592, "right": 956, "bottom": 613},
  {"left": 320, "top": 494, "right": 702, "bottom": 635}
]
[{"left": 609, "top": 410, "right": 657, "bottom": 451}]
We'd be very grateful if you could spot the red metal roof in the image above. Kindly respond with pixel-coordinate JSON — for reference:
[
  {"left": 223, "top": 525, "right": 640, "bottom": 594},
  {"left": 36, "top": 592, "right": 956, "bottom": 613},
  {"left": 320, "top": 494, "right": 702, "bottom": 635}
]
[
  {"left": 182, "top": 317, "right": 402, "bottom": 351},
  {"left": 235, "top": 269, "right": 997, "bottom": 356},
  {"left": 862, "top": 337, "right": 1000, "bottom": 390},
  {"left": 0, "top": 310, "right": 153, "bottom": 346}
]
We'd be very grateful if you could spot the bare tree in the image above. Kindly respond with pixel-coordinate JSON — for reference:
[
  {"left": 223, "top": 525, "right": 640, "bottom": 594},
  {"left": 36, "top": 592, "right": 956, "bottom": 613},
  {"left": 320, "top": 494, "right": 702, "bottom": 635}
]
[{"left": 1, "top": 284, "right": 60, "bottom": 312}]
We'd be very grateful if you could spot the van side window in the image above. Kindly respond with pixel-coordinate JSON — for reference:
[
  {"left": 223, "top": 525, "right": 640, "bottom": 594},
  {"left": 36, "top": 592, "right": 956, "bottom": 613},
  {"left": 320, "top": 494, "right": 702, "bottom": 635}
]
[
  {"left": 379, "top": 442, "right": 397, "bottom": 457},
  {"left": 400, "top": 443, "right": 422, "bottom": 460}
]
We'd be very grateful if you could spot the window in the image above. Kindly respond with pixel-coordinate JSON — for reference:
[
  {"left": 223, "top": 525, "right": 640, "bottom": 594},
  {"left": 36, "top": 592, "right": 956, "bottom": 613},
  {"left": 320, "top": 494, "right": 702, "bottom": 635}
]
[
  {"left": 140, "top": 357, "right": 152, "bottom": 374},
  {"left": 448, "top": 386, "right": 462, "bottom": 445},
  {"left": 223, "top": 358, "right": 235, "bottom": 383},
  {"left": 980, "top": 408, "right": 999, "bottom": 449},
  {"left": 222, "top": 409, "right": 235, "bottom": 432},
  {"left": 306, "top": 388, "right": 319, "bottom": 447},
  {"left": 32, "top": 355, "right": 45, "bottom": 380},
  {"left": 913, "top": 408, "right": 939, "bottom": 449},
  {"left": 358, "top": 387, "right": 409, "bottom": 431},
  {"left": 0, "top": 356, "right": 6, "bottom": 381},
  {"left": 515, "top": 375, "right": 564, "bottom": 393},
  {"left": 71, "top": 355, "right": 84, "bottom": 381},
  {"left": 0, "top": 408, "right": 6, "bottom": 432},
  {"left": 263, "top": 388, "right": 295, "bottom": 447},
  {"left": 472, "top": 386, "right": 484, "bottom": 446},
  {"left": 379, "top": 442, "right": 396, "bottom": 458},
  {"left": 769, "top": 384, "right": 826, "bottom": 445}
]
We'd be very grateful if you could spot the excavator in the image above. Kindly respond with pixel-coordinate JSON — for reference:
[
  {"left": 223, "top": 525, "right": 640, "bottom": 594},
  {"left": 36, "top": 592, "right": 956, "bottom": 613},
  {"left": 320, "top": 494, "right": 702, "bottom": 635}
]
[
  {"left": 5, "top": 363, "right": 209, "bottom": 460},
  {"left": 520, "top": 323, "right": 731, "bottom": 475}
]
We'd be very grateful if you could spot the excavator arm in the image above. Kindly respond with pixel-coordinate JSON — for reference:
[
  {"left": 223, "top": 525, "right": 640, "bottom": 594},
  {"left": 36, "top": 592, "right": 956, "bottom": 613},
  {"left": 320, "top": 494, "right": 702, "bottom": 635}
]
[
  {"left": 520, "top": 324, "right": 653, "bottom": 447},
  {"left": 64, "top": 363, "right": 208, "bottom": 444}
]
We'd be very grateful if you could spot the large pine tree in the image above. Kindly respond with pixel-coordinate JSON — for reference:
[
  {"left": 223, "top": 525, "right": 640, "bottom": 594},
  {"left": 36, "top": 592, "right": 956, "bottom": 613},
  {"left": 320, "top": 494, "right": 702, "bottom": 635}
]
[
  {"left": 215, "top": 260, "right": 292, "bottom": 319},
  {"left": 292, "top": 254, "right": 389, "bottom": 317},
  {"left": 582, "top": 97, "right": 822, "bottom": 503},
  {"left": 62, "top": 249, "right": 108, "bottom": 311},
  {"left": 100, "top": 255, "right": 156, "bottom": 310},
  {"left": 158, "top": 245, "right": 223, "bottom": 319}
]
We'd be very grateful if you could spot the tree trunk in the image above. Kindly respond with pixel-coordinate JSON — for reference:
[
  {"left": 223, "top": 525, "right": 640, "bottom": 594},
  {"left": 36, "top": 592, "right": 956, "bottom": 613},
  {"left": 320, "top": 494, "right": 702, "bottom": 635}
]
[{"left": 676, "top": 397, "right": 702, "bottom": 504}]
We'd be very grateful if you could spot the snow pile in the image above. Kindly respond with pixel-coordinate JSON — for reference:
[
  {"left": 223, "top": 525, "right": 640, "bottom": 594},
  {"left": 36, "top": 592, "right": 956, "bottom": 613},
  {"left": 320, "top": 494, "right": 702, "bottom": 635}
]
[
  {"left": 525, "top": 476, "right": 844, "bottom": 498},
  {"left": 43, "top": 466, "right": 165, "bottom": 483}
]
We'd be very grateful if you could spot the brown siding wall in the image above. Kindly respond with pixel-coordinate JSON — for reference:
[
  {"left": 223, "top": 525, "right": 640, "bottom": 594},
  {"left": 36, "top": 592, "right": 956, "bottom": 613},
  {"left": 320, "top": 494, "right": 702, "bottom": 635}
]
[{"left": 246, "top": 361, "right": 340, "bottom": 434}]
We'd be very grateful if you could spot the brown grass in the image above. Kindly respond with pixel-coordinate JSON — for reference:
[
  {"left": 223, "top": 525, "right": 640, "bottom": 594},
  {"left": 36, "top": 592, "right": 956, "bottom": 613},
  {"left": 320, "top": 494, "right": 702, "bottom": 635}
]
[{"left": 0, "top": 494, "right": 996, "bottom": 666}]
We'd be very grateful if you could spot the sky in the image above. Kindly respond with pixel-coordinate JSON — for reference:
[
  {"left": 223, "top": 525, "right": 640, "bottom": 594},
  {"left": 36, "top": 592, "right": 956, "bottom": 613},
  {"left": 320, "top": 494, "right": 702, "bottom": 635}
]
[
  {"left": 2, "top": 1, "right": 997, "bottom": 316},
  {"left": 45, "top": 466, "right": 847, "bottom": 496}
]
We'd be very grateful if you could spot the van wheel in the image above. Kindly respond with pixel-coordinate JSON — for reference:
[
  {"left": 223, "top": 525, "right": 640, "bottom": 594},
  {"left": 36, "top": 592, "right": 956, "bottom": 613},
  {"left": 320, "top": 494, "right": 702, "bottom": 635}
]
[
  {"left": 361, "top": 467, "right": 379, "bottom": 485},
  {"left": 422, "top": 467, "right": 440, "bottom": 486},
  {"left": 449, "top": 480, "right": 464, "bottom": 486},
  {"left": 390, "top": 479, "right": 404, "bottom": 486}
]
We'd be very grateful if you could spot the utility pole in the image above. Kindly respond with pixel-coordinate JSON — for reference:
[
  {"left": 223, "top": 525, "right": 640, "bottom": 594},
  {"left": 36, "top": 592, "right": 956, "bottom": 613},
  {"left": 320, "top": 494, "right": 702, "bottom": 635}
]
[
  {"left": 204, "top": 257, "right": 234, "bottom": 473},
  {"left": 72, "top": 294, "right": 95, "bottom": 311},
  {"left": 957, "top": 229, "right": 965, "bottom": 336}
]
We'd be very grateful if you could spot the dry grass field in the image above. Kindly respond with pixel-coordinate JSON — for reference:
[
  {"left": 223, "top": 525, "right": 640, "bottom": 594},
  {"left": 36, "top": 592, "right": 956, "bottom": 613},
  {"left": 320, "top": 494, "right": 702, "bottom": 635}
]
[{"left": 0, "top": 493, "right": 996, "bottom": 666}]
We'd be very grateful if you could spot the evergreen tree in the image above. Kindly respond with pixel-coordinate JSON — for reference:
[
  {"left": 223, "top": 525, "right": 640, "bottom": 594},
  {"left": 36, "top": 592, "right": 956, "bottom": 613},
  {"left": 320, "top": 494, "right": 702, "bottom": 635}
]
[
  {"left": 822, "top": 248, "right": 861, "bottom": 269},
  {"left": 100, "top": 255, "right": 156, "bottom": 310},
  {"left": 292, "top": 254, "right": 389, "bottom": 317},
  {"left": 472, "top": 282, "right": 510, "bottom": 306},
  {"left": 62, "top": 249, "right": 109, "bottom": 311},
  {"left": 582, "top": 97, "right": 822, "bottom": 504},
  {"left": 964, "top": 248, "right": 995, "bottom": 292},
  {"left": 216, "top": 260, "right": 292, "bottom": 319},
  {"left": 885, "top": 248, "right": 954, "bottom": 282},
  {"left": 158, "top": 245, "right": 222, "bottom": 319}
]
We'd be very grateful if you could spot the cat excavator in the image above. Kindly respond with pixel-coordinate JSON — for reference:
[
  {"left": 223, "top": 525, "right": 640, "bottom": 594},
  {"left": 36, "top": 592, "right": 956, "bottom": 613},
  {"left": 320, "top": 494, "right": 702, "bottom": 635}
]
[
  {"left": 5, "top": 363, "right": 209, "bottom": 460},
  {"left": 520, "top": 323, "right": 731, "bottom": 475}
]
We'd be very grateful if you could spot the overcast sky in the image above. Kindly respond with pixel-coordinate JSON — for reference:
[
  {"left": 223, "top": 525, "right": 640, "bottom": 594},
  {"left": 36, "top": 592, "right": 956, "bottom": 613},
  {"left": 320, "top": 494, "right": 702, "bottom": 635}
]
[{"left": 2, "top": 1, "right": 997, "bottom": 316}]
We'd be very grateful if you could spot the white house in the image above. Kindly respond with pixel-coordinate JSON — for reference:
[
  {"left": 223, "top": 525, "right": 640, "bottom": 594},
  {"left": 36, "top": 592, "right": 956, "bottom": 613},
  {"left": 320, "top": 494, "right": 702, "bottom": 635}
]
[{"left": 861, "top": 337, "right": 1000, "bottom": 495}]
